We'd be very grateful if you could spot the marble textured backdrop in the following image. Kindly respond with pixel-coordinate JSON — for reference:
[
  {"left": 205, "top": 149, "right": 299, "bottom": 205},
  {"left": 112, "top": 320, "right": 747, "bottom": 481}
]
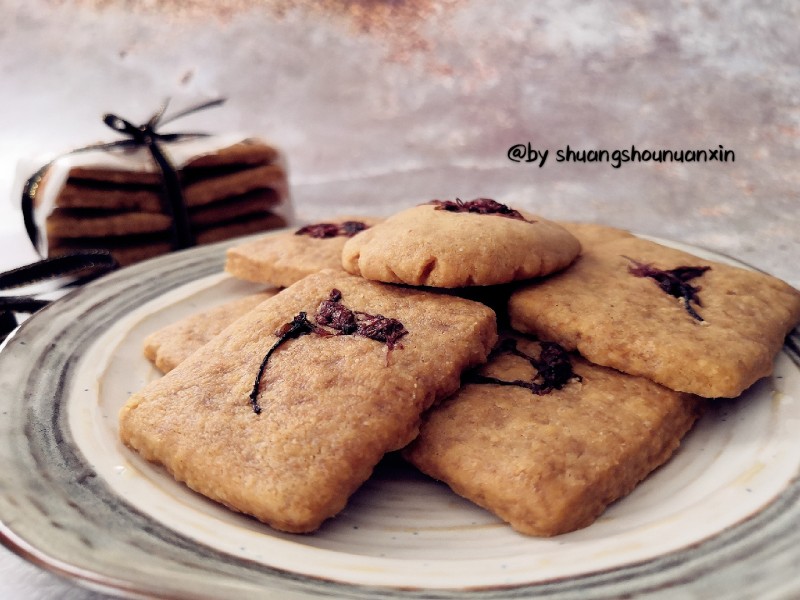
[{"left": 1, "top": 0, "right": 798, "bottom": 284}]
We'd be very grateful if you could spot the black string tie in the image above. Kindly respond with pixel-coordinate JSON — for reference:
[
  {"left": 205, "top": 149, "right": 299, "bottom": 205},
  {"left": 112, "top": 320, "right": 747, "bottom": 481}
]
[
  {"left": 21, "top": 97, "right": 226, "bottom": 255},
  {"left": 0, "top": 251, "right": 119, "bottom": 344}
]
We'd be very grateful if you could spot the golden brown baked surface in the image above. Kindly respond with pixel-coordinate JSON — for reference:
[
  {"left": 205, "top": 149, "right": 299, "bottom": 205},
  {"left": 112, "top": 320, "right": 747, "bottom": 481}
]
[
  {"left": 556, "top": 221, "right": 635, "bottom": 249},
  {"left": 225, "top": 217, "right": 382, "bottom": 287},
  {"left": 120, "top": 269, "right": 497, "bottom": 533},
  {"left": 143, "top": 291, "right": 278, "bottom": 373},
  {"left": 341, "top": 203, "right": 581, "bottom": 288},
  {"left": 404, "top": 335, "right": 703, "bottom": 536},
  {"left": 508, "top": 236, "right": 800, "bottom": 397}
]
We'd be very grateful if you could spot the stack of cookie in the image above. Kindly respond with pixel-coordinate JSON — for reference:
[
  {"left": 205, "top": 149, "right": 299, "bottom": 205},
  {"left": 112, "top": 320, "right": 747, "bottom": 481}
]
[
  {"left": 33, "top": 136, "right": 291, "bottom": 266},
  {"left": 120, "top": 201, "right": 800, "bottom": 537}
]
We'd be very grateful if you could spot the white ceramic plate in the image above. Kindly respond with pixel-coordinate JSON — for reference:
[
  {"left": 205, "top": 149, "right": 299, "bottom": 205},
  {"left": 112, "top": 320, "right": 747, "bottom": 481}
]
[{"left": 1, "top": 233, "right": 799, "bottom": 599}]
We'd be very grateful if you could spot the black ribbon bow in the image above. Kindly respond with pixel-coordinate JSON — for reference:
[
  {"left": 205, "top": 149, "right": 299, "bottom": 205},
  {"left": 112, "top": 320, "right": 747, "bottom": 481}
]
[
  {"left": 22, "top": 98, "right": 226, "bottom": 255},
  {"left": 0, "top": 250, "right": 119, "bottom": 344}
]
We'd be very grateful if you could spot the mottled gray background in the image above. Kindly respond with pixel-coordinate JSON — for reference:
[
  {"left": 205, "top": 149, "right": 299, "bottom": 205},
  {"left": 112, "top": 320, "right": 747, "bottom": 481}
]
[
  {"left": 0, "top": 1, "right": 798, "bottom": 598},
  {"left": 2, "top": 0, "right": 799, "bottom": 283}
]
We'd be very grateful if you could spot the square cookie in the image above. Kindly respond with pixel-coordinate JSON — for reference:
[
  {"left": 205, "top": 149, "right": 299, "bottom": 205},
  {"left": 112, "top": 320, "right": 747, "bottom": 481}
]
[
  {"left": 341, "top": 200, "right": 581, "bottom": 288},
  {"left": 120, "top": 269, "right": 497, "bottom": 533},
  {"left": 143, "top": 290, "right": 278, "bottom": 373},
  {"left": 404, "top": 335, "right": 703, "bottom": 536},
  {"left": 556, "top": 221, "right": 635, "bottom": 249},
  {"left": 225, "top": 216, "right": 380, "bottom": 287},
  {"left": 508, "top": 236, "right": 800, "bottom": 397}
]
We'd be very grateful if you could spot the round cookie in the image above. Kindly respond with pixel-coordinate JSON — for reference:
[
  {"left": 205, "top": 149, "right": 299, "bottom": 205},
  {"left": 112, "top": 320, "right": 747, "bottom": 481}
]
[{"left": 341, "top": 199, "right": 582, "bottom": 288}]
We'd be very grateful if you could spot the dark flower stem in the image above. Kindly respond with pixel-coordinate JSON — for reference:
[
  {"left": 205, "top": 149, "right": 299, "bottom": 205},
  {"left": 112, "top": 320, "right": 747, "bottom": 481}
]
[
  {"left": 466, "top": 338, "right": 579, "bottom": 395},
  {"left": 249, "top": 290, "right": 408, "bottom": 414},
  {"left": 624, "top": 256, "right": 711, "bottom": 321}
]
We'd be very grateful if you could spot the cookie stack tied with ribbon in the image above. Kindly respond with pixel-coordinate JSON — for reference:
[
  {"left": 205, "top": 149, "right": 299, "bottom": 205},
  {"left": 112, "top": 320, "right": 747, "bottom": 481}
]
[{"left": 22, "top": 99, "right": 292, "bottom": 267}]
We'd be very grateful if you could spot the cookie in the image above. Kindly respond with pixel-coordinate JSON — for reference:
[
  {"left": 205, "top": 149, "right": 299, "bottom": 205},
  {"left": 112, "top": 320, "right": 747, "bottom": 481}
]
[
  {"left": 404, "top": 335, "right": 702, "bottom": 536},
  {"left": 144, "top": 290, "right": 278, "bottom": 373},
  {"left": 194, "top": 213, "right": 287, "bottom": 244},
  {"left": 225, "top": 216, "right": 381, "bottom": 287},
  {"left": 556, "top": 221, "right": 635, "bottom": 249},
  {"left": 119, "top": 269, "right": 497, "bottom": 533},
  {"left": 53, "top": 183, "right": 163, "bottom": 212},
  {"left": 508, "top": 236, "right": 800, "bottom": 397},
  {"left": 182, "top": 164, "right": 287, "bottom": 209},
  {"left": 341, "top": 199, "right": 581, "bottom": 287},
  {"left": 181, "top": 139, "right": 282, "bottom": 172},
  {"left": 50, "top": 212, "right": 287, "bottom": 266},
  {"left": 46, "top": 208, "right": 173, "bottom": 238},
  {"left": 190, "top": 189, "right": 280, "bottom": 227}
]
